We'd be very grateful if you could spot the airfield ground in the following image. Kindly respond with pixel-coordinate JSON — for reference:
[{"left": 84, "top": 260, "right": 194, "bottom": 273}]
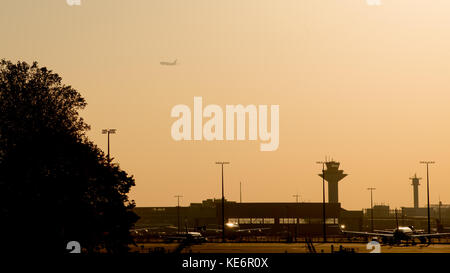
[{"left": 129, "top": 242, "right": 450, "bottom": 254}]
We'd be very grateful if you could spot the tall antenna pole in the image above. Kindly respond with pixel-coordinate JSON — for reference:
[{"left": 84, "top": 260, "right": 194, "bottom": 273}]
[
  {"left": 240, "top": 181, "right": 242, "bottom": 203},
  {"left": 367, "top": 188, "right": 376, "bottom": 232},
  {"left": 293, "top": 194, "right": 300, "bottom": 203},
  {"left": 420, "top": 161, "right": 435, "bottom": 234},
  {"left": 216, "top": 161, "right": 230, "bottom": 242},
  {"left": 174, "top": 195, "right": 183, "bottom": 233}
]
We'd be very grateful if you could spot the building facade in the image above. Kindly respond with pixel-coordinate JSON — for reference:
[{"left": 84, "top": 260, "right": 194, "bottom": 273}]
[{"left": 134, "top": 199, "right": 343, "bottom": 236}]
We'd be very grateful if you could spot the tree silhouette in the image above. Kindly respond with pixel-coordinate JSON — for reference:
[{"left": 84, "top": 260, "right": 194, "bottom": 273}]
[{"left": 0, "top": 60, "right": 138, "bottom": 253}]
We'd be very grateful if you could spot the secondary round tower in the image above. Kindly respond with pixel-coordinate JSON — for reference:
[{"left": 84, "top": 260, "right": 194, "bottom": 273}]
[{"left": 410, "top": 174, "right": 421, "bottom": 209}]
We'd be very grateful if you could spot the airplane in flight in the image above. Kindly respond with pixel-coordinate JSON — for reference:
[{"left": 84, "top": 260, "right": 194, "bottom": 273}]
[
  {"left": 342, "top": 225, "right": 450, "bottom": 245},
  {"left": 160, "top": 59, "right": 177, "bottom": 66}
]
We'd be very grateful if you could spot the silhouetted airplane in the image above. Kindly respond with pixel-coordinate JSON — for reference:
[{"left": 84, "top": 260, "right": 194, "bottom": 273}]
[
  {"left": 160, "top": 59, "right": 177, "bottom": 66},
  {"left": 130, "top": 224, "right": 177, "bottom": 234},
  {"left": 342, "top": 226, "right": 450, "bottom": 245},
  {"left": 163, "top": 231, "right": 207, "bottom": 244},
  {"left": 224, "top": 222, "right": 271, "bottom": 233},
  {"left": 198, "top": 222, "right": 271, "bottom": 237}
]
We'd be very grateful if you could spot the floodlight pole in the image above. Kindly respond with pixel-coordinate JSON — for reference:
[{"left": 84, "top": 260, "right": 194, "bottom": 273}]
[
  {"left": 420, "top": 161, "right": 435, "bottom": 234},
  {"left": 293, "top": 193, "right": 300, "bottom": 242},
  {"left": 216, "top": 161, "right": 230, "bottom": 242},
  {"left": 108, "top": 132, "right": 110, "bottom": 160},
  {"left": 316, "top": 161, "right": 327, "bottom": 243},
  {"left": 240, "top": 182, "right": 242, "bottom": 203},
  {"left": 175, "top": 195, "right": 183, "bottom": 232},
  {"left": 102, "top": 128, "right": 117, "bottom": 162},
  {"left": 367, "top": 188, "right": 376, "bottom": 232}
]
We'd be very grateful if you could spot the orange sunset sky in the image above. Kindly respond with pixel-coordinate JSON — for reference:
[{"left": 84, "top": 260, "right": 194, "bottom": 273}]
[{"left": 2, "top": 0, "right": 450, "bottom": 210}]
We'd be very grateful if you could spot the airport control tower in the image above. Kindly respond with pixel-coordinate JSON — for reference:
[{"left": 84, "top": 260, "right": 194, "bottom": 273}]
[
  {"left": 318, "top": 161, "right": 347, "bottom": 203},
  {"left": 410, "top": 174, "right": 421, "bottom": 208}
]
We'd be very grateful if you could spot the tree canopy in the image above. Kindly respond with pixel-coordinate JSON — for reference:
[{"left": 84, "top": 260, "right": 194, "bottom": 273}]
[{"left": 0, "top": 60, "right": 138, "bottom": 253}]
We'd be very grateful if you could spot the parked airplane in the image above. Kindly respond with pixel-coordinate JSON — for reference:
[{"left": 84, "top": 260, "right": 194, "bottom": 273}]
[
  {"left": 195, "top": 222, "right": 271, "bottom": 239},
  {"left": 224, "top": 222, "right": 271, "bottom": 233},
  {"left": 130, "top": 224, "right": 177, "bottom": 235},
  {"left": 342, "top": 225, "right": 450, "bottom": 245},
  {"left": 163, "top": 231, "right": 207, "bottom": 244},
  {"left": 160, "top": 59, "right": 177, "bottom": 66}
]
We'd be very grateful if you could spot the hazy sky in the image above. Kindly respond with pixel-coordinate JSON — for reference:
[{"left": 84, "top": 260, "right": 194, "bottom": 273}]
[{"left": 2, "top": 0, "right": 450, "bottom": 210}]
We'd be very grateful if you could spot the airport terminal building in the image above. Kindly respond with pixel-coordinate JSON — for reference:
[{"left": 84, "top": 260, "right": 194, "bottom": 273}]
[
  {"left": 133, "top": 162, "right": 450, "bottom": 236},
  {"left": 133, "top": 161, "right": 359, "bottom": 237},
  {"left": 134, "top": 198, "right": 349, "bottom": 236}
]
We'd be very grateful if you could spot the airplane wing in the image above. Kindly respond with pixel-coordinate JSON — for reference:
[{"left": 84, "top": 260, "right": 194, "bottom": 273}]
[
  {"left": 342, "top": 230, "right": 394, "bottom": 237},
  {"left": 236, "top": 227, "right": 271, "bottom": 233},
  {"left": 131, "top": 225, "right": 177, "bottom": 231},
  {"left": 373, "top": 229, "right": 395, "bottom": 234},
  {"left": 204, "top": 228, "right": 221, "bottom": 232},
  {"left": 131, "top": 227, "right": 158, "bottom": 231},
  {"left": 201, "top": 227, "right": 270, "bottom": 233},
  {"left": 410, "top": 232, "right": 450, "bottom": 238}
]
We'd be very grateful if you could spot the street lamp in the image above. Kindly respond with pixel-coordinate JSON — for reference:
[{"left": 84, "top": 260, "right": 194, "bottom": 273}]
[
  {"left": 420, "top": 161, "right": 435, "bottom": 234},
  {"left": 367, "top": 188, "right": 376, "bottom": 232},
  {"left": 102, "top": 128, "right": 117, "bottom": 162},
  {"left": 292, "top": 193, "right": 301, "bottom": 242},
  {"left": 316, "top": 161, "right": 327, "bottom": 243},
  {"left": 216, "top": 161, "right": 230, "bottom": 242}
]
